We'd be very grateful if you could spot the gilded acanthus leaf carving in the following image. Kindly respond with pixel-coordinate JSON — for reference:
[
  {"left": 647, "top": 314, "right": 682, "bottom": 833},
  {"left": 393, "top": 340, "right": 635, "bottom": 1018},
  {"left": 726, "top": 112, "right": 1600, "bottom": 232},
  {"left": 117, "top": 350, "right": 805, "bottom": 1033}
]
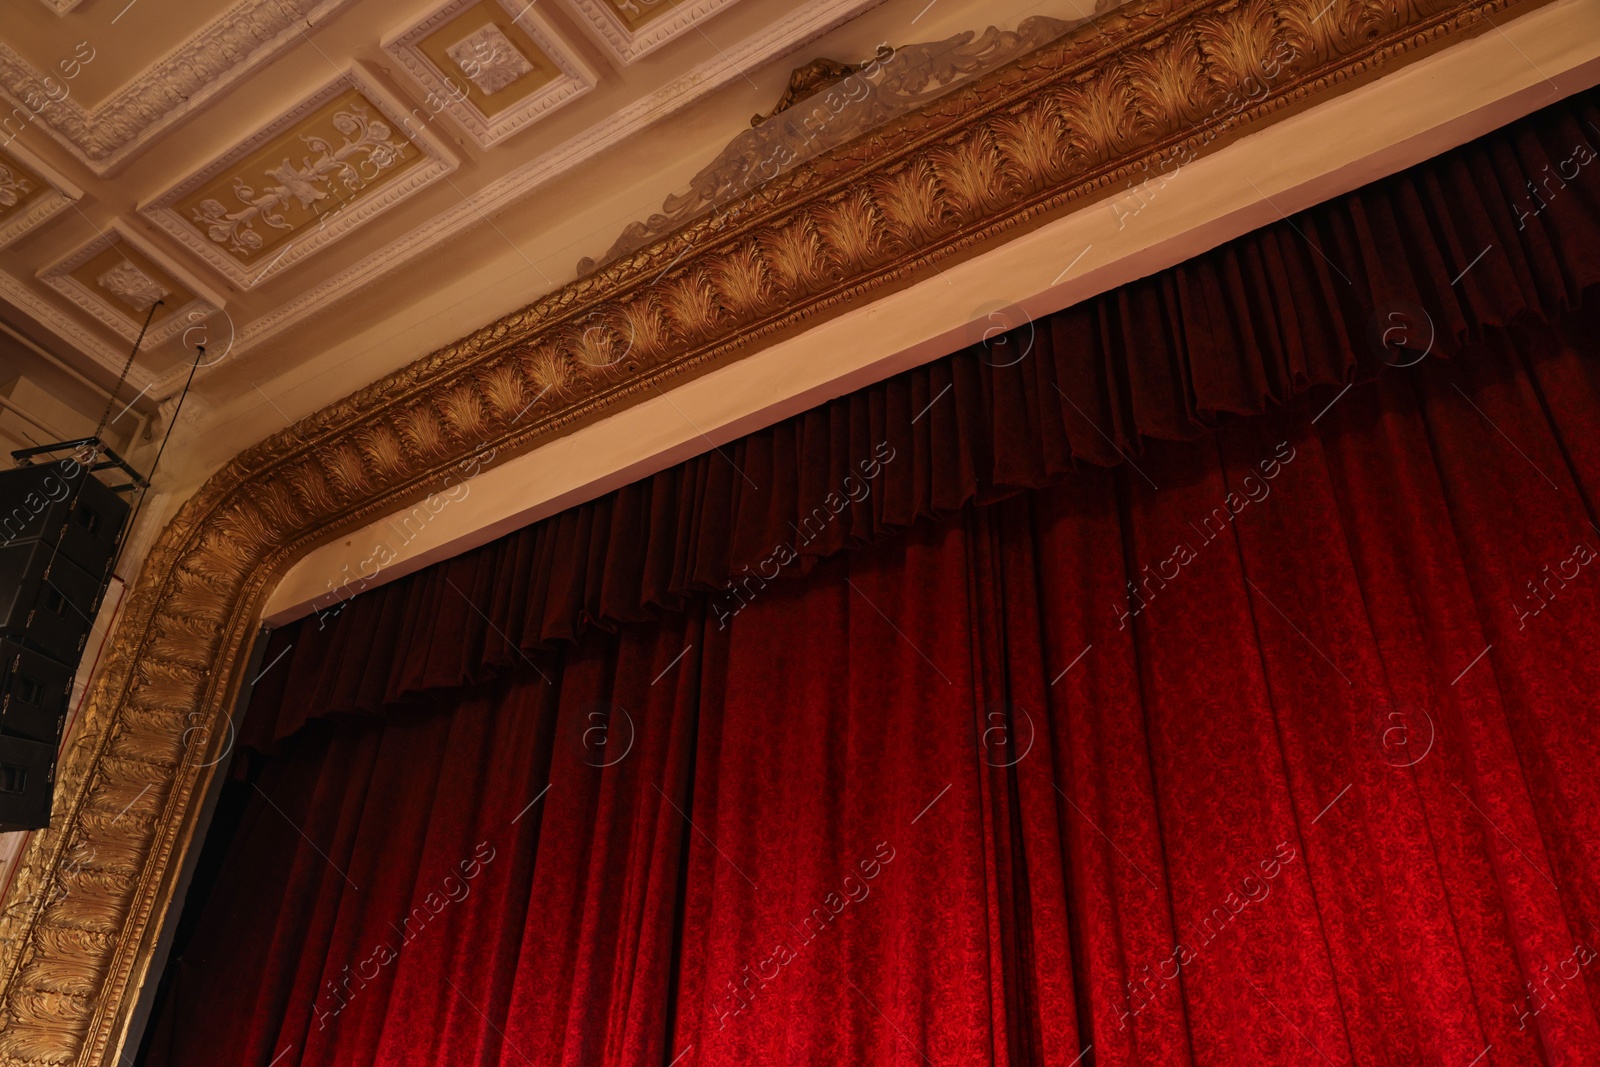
[
  {"left": 354, "top": 426, "right": 409, "bottom": 479},
  {"left": 565, "top": 321, "right": 623, "bottom": 374},
  {"left": 661, "top": 270, "right": 724, "bottom": 339},
  {"left": 990, "top": 104, "right": 1072, "bottom": 194},
  {"left": 0, "top": 0, "right": 1539, "bottom": 1062},
  {"left": 438, "top": 386, "right": 490, "bottom": 440},
  {"left": 1196, "top": 0, "right": 1283, "bottom": 89},
  {"left": 615, "top": 297, "right": 669, "bottom": 362},
  {"left": 1064, "top": 67, "right": 1153, "bottom": 163},
  {"left": 814, "top": 188, "right": 885, "bottom": 271},
  {"left": 929, "top": 131, "right": 1010, "bottom": 220},
  {"left": 708, "top": 247, "right": 773, "bottom": 317},
  {"left": 872, "top": 161, "right": 949, "bottom": 248},
  {"left": 1123, "top": 33, "right": 1214, "bottom": 129},
  {"left": 521, "top": 345, "right": 572, "bottom": 399},
  {"left": 759, "top": 218, "right": 829, "bottom": 294},
  {"left": 395, "top": 407, "right": 449, "bottom": 463},
  {"left": 478, "top": 365, "right": 529, "bottom": 425},
  {"left": 320, "top": 443, "right": 371, "bottom": 499}
]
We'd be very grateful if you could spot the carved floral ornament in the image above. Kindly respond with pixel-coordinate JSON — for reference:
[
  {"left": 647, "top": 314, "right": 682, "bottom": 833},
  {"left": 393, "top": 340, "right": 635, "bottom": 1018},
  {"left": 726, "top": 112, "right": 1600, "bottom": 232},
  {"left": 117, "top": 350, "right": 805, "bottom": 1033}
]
[
  {"left": 93, "top": 262, "right": 168, "bottom": 313},
  {"left": 189, "top": 105, "right": 413, "bottom": 257},
  {"left": 0, "top": 0, "right": 1539, "bottom": 1061},
  {"left": 0, "top": 165, "right": 34, "bottom": 210},
  {"left": 446, "top": 25, "right": 538, "bottom": 94},
  {"left": 139, "top": 74, "right": 455, "bottom": 292}
]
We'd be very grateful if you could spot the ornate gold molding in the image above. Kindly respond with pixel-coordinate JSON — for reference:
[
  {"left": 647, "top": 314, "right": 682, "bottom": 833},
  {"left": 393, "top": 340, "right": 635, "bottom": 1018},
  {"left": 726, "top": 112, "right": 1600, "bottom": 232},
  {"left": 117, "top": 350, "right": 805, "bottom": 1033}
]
[{"left": 0, "top": 0, "right": 1540, "bottom": 1060}]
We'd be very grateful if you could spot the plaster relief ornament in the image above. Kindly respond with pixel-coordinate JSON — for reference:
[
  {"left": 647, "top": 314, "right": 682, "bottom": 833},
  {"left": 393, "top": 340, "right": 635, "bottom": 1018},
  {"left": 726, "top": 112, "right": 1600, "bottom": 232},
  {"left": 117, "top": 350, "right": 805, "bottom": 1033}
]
[
  {"left": 0, "top": 163, "right": 35, "bottom": 208},
  {"left": 578, "top": 18, "right": 1074, "bottom": 274},
  {"left": 190, "top": 105, "right": 411, "bottom": 255},
  {"left": 446, "top": 25, "right": 535, "bottom": 94},
  {"left": 95, "top": 259, "right": 169, "bottom": 310},
  {"left": 616, "top": 0, "right": 672, "bottom": 17}
]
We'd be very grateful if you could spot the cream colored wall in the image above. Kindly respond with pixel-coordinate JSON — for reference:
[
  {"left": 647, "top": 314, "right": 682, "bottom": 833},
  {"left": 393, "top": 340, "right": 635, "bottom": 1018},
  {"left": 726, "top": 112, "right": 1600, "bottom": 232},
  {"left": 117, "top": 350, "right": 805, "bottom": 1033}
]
[{"left": 266, "top": 0, "right": 1600, "bottom": 623}]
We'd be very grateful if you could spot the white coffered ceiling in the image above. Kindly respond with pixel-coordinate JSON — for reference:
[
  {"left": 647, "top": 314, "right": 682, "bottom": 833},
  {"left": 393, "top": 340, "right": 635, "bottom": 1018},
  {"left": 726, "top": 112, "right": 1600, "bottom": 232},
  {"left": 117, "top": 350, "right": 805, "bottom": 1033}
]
[{"left": 5, "top": 0, "right": 1083, "bottom": 491}]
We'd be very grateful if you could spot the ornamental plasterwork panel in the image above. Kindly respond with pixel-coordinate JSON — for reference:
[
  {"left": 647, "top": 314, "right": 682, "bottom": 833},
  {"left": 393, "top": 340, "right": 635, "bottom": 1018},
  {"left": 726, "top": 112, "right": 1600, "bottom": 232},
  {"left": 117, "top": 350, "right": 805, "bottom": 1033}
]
[
  {"left": 449, "top": 27, "right": 535, "bottom": 93},
  {"left": 96, "top": 262, "right": 168, "bottom": 310},
  {"left": 0, "top": 0, "right": 358, "bottom": 176},
  {"left": 0, "top": 0, "right": 1545, "bottom": 1064},
  {"left": 37, "top": 224, "right": 225, "bottom": 349},
  {"left": 382, "top": 0, "right": 599, "bottom": 149},
  {"left": 561, "top": 0, "right": 745, "bottom": 66},
  {"left": 0, "top": 164, "right": 40, "bottom": 218},
  {"left": 139, "top": 68, "right": 459, "bottom": 290},
  {"left": 0, "top": 143, "right": 79, "bottom": 249}
]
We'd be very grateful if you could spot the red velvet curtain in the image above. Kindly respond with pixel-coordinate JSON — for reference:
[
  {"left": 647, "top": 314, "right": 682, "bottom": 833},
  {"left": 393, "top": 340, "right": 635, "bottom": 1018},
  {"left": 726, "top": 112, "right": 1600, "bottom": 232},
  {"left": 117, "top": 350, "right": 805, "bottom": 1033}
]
[{"left": 143, "top": 91, "right": 1600, "bottom": 1067}]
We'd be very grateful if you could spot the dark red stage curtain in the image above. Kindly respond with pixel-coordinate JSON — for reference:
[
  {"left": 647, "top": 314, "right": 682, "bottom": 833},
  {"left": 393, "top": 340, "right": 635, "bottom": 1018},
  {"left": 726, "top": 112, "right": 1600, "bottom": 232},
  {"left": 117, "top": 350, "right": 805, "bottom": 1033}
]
[
  {"left": 142, "top": 91, "right": 1600, "bottom": 1067},
  {"left": 149, "top": 318, "right": 1600, "bottom": 1067}
]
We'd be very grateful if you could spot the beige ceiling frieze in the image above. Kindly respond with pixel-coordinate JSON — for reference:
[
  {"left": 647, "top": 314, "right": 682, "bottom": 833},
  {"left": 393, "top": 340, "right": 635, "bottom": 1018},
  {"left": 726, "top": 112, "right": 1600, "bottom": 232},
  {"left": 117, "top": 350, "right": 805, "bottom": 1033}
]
[
  {"left": 0, "top": 0, "right": 1544, "bottom": 1063},
  {"left": 0, "top": 0, "right": 867, "bottom": 393}
]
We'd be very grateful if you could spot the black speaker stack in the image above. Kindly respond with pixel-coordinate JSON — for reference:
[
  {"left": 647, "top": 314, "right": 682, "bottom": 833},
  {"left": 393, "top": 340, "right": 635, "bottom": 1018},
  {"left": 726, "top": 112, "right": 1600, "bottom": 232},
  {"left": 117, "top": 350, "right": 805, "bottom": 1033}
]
[{"left": 0, "top": 439, "right": 142, "bottom": 832}]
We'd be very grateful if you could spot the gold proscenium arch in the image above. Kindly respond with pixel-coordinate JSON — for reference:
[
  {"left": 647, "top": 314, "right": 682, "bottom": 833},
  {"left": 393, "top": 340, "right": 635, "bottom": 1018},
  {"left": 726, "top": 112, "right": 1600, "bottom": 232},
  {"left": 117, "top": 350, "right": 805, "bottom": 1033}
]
[{"left": 0, "top": 0, "right": 1543, "bottom": 1060}]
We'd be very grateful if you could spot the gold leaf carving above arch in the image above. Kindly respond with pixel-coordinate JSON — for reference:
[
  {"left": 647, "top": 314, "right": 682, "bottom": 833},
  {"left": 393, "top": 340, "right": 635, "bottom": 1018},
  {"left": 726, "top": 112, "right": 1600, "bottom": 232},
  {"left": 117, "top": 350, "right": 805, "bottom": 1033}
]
[{"left": 0, "top": 0, "right": 1541, "bottom": 1060}]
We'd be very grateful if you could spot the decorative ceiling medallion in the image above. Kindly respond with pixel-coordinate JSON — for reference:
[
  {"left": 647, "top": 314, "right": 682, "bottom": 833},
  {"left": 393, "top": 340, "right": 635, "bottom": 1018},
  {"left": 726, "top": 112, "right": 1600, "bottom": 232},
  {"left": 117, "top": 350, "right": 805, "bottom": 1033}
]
[
  {"left": 0, "top": 1, "right": 1545, "bottom": 1064},
  {"left": 561, "top": 0, "right": 744, "bottom": 66},
  {"left": 0, "top": 159, "right": 42, "bottom": 228},
  {"left": 0, "top": 142, "right": 80, "bottom": 249},
  {"left": 37, "top": 224, "right": 224, "bottom": 348},
  {"left": 96, "top": 261, "right": 169, "bottom": 311},
  {"left": 447, "top": 26, "right": 535, "bottom": 93},
  {"left": 384, "top": 0, "right": 597, "bottom": 148},
  {"left": 140, "top": 68, "right": 458, "bottom": 289},
  {"left": 0, "top": 0, "right": 358, "bottom": 176},
  {"left": 0, "top": 164, "right": 35, "bottom": 209}
]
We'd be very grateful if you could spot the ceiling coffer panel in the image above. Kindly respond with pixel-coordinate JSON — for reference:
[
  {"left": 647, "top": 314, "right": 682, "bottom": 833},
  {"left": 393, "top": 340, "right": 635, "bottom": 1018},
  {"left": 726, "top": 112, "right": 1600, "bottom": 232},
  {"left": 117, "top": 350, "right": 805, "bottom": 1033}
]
[{"left": 382, "top": 0, "right": 599, "bottom": 148}]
